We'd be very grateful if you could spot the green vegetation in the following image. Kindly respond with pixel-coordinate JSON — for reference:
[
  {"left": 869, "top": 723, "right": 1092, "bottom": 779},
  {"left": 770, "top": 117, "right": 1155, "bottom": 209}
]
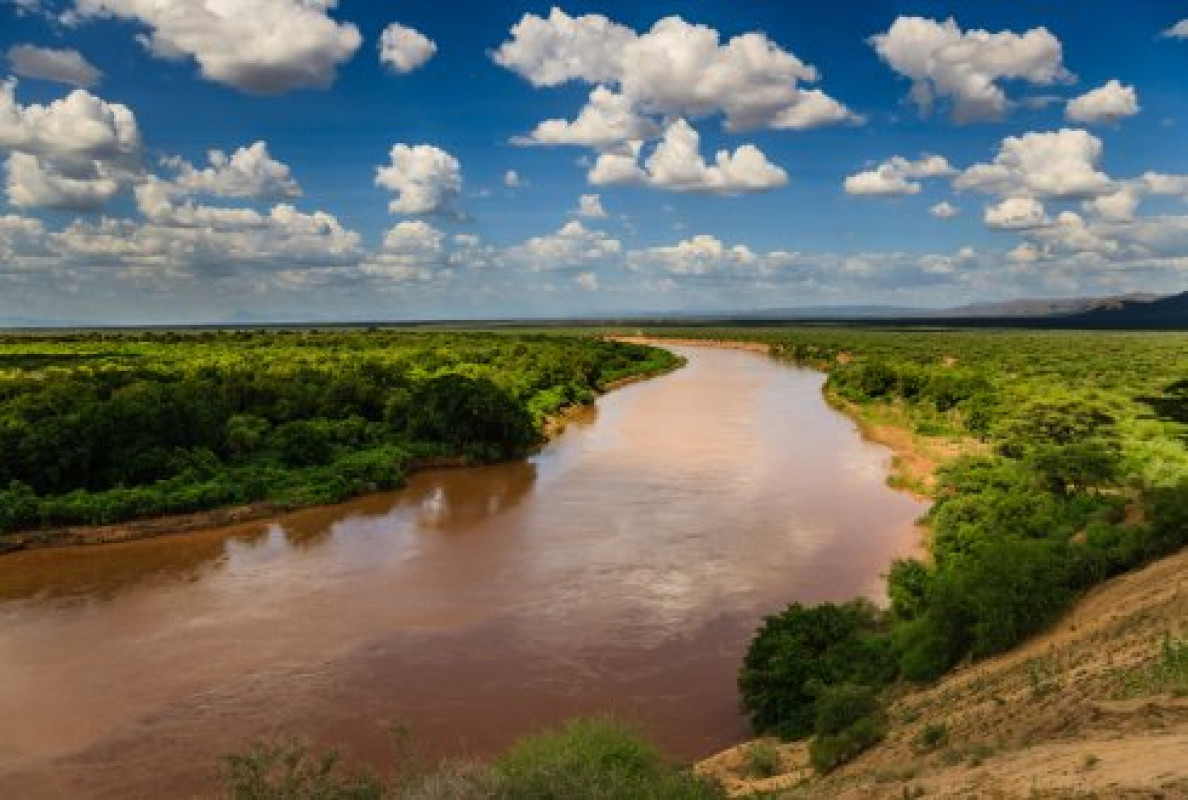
[
  {"left": 807, "top": 683, "right": 887, "bottom": 774},
  {"left": 1116, "top": 634, "right": 1188, "bottom": 698},
  {"left": 0, "top": 330, "right": 678, "bottom": 540},
  {"left": 492, "top": 717, "right": 722, "bottom": 799},
  {"left": 741, "top": 740, "right": 782, "bottom": 779},
  {"left": 739, "top": 600, "right": 893, "bottom": 740},
  {"left": 222, "top": 717, "right": 723, "bottom": 800},
  {"left": 912, "top": 723, "right": 949, "bottom": 753},
  {"left": 657, "top": 328, "right": 1188, "bottom": 749}
]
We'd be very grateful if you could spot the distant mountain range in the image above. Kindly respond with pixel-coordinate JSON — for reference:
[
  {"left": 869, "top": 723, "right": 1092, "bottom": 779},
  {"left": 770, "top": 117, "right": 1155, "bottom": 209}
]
[
  {"left": 932, "top": 293, "right": 1164, "bottom": 318},
  {"left": 2, "top": 291, "right": 1186, "bottom": 330},
  {"left": 1056, "top": 291, "right": 1188, "bottom": 329}
]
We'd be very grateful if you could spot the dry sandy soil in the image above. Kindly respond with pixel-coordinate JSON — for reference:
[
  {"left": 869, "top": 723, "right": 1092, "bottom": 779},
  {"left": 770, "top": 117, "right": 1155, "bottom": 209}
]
[{"left": 698, "top": 545, "right": 1188, "bottom": 799}]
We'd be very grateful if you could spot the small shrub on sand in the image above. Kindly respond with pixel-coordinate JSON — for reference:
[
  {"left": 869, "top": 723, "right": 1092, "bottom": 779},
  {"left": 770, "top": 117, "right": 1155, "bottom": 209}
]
[{"left": 742, "top": 740, "right": 783, "bottom": 779}]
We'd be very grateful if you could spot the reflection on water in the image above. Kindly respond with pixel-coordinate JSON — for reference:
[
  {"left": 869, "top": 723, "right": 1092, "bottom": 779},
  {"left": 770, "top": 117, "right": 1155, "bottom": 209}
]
[{"left": 0, "top": 346, "right": 927, "bottom": 799}]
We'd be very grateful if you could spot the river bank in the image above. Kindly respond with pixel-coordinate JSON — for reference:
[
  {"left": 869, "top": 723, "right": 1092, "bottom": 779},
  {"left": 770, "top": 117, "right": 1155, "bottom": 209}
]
[{"left": 0, "top": 357, "right": 683, "bottom": 554}]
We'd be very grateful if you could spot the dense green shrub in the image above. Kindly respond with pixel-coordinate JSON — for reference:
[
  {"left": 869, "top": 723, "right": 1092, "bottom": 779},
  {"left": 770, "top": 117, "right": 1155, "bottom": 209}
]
[
  {"left": 406, "top": 374, "right": 537, "bottom": 460},
  {"left": 492, "top": 717, "right": 723, "bottom": 799},
  {"left": 808, "top": 715, "right": 885, "bottom": 774},
  {"left": 739, "top": 600, "right": 894, "bottom": 739},
  {"left": 813, "top": 684, "right": 882, "bottom": 736}
]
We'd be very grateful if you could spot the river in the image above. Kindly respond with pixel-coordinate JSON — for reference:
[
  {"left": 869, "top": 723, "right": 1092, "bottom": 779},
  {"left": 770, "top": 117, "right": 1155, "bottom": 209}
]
[{"left": 0, "top": 344, "right": 927, "bottom": 798}]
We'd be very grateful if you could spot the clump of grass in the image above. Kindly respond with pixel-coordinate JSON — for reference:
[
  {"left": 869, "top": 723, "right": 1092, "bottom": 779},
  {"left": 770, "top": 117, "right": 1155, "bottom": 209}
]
[
  {"left": 1117, "top": 633, "right": 1188, "bottom": 698},
  {"left": 911, "top": 723, "right": 949, "bottom": 753},
  {"left": 492, "top": 716, "right": 723, "bottom": 799},
  {"left": 742, "top": 740, "right": 783, "bottom": 779},
  {"left": 1026, "top": 658, "right": 1058, "bottom": 699},
  {"left": 221, "top": 738, "right": 386, "bottom": 800}
]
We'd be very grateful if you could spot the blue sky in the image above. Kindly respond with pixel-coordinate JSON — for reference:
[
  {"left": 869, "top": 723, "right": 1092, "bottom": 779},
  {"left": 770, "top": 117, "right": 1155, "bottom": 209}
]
[{"left": 1, "top": 0, "right": 1186, "bottom": 323}]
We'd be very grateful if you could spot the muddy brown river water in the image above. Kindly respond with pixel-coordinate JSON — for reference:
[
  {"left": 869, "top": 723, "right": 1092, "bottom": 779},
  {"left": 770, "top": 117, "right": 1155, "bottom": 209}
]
[{"left": 0, "top": 345, "right": 927, "bottom": 798}]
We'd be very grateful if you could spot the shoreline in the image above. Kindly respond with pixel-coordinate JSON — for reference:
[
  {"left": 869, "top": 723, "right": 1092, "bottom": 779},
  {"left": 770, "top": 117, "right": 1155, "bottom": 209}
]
[{"left": 0, "top": 359, "right": 683, "bottom": 554}]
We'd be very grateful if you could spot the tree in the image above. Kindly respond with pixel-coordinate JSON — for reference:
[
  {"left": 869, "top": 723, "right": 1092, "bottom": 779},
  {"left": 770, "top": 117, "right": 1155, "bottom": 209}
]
[{"left": 739, "top": 600, "right": 893, "bottom": 739}]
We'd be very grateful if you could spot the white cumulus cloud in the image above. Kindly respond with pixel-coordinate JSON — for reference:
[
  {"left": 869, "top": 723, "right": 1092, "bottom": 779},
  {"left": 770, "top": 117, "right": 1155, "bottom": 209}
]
[
  {"left": 360, "top": 220, "right": 447, "bottom": 281},
  {"left": 576, "top": 193, "right": 606, "bottom": 218},
  {"left": 589, "top": 119, "right": 787, "bottom": 194},
  {"left": 504, "top": 220, "right": 621, "bottom": 271},
  {"left": 515, "top": 86, "right": 659, "bottom": 149},
  {"left": 844, "top": 154, "right": 955, "bottom": 196},
  {"left": 1065, "top": 80, "right": 1140, "bottom": 125},
  {"left": 627, "top": 233, "right": 765, "bottom": 275},
  {"left": 0, "top": 79, "right": 141, "bottom": 208},
  {"left": 494, "top": 8, "right": 859, "bottom": 152},
  {"left": 956, "top": 128, "right": 1113, "bottom": 199},
  {"left": 5, "top": 151, "right": 120, "bottom": 209},
  {"left": 72, "top": 0, "right": 362, "bottom": 94},
  {"left": 1161, "top": 19, "right": 1188, "bottom": 39},
  {"left": 7, "top": 44, "right": 102, "bottom": 87},
  {"left": 930, "top": 201, "right": 960, "bottom": 219},
  {"left": 984, "top": 197, "right": 1051, "bottom": 229},
  {"left": 375, "top": 144, "right": 463, "bottom": 217},
  {"left": 378, "top": 22, "right": 436, "bottom": 74},
  {"left": 160, "top": 141, "right": 301, "bottom": 200},
  {"left": 870, "top": 16, "right": 1072, "bottom": 122}
]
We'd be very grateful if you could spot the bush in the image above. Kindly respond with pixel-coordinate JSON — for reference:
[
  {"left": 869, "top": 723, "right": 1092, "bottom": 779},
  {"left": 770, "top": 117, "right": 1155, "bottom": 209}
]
[
  {"left": 893, "top": 537, "right": 1078, "bottom": 678},
  {"left": 739, "top": 600, "right": 894, "bottom": 739},
  {"left": 407, "top": 374, "right": 539, "bottom": 459},
  {"left": 742, "top": 740, "right": 782, "bottom": 779},
  {"left": 221, "top": 738, "right": 383, "bottom": 800},
  {"left": 0, "top": 480, "right": 38, "bottom": 532},
  {"left": 813, "top": 684, "right": 882, "bottom": 737},
  {"left": 912, "top": 723, "right": 949, "bottom": 752},
  {"left": 491, "top": 717, "right": 723, "bottom": 800},
  {"left": 808, "top": 715, "right": 885, "bottom": 774}
]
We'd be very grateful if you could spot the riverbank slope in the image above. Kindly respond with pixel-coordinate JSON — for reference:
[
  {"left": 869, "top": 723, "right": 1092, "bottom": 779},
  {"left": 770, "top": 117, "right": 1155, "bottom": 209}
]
[{"left": 698, "top": 542, "right": 1188, "bottom": 798}]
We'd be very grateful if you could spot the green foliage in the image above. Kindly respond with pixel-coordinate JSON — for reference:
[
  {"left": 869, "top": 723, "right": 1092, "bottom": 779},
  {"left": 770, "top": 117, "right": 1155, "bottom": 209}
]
[
  {"left": 1117, "top": 634, "right": 1188, "bottom": 699},
  {"left": 741, "top": 740, "right": 782, "bottom": 779},
  {"left": 808, "top": 715, "right": 885, "bottom": 774},
  {"left": 739, "top": 600, "right": 894, "bottom": 739},
  {"left": 887, "top": 558, "right": 931, "bottom": 622},
  {"left": 222, "top": 739, "right": 383, "bottom": 800},
  {"left": 719, "top": 326, "right": 1188, "bottom": 723},
  {"left": 895, "top": 537, "right": 1078, "bottom": 675},
  {"left": 406, "top": 374, "right": 536, "bottom": 460},
  {"left": 807, "top": 683, "right": 887, "bottom": 773},
  {"left": 912, "top": 723, "right": 949, "bottom": 753},
  {"left": 813, "top": 683, "right": 882, "bottom": 737},
  {"left": 0, "top": 331, "right": 677, "bottom": 536},
  {"left": 221, "top": 718, "right": 721, "bottom": 800},
  {"left": 492, "top": 717, "right": 723, "bottom": 800}
]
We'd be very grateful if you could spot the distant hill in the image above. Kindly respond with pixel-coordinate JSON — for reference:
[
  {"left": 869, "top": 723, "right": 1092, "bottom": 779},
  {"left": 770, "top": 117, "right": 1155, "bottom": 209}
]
[
  {"left": 934, "top": 293, "right": 1163, "bottom": 319},
  {"left": 1056, "top": 291, "right": 1188, "bottom": 329}
]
